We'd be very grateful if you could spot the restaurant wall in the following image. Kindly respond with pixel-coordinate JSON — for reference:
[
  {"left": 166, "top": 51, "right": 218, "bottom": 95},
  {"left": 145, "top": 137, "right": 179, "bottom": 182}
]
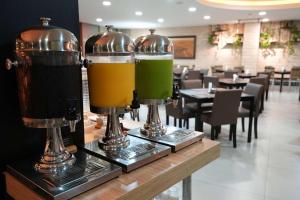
[
  {"left": 257, "top": 21, "right": 300, "bottom": 71},
  {"left": 125, "top": 26, "right": 242, "bottom": 71},
  {"left": 0, "top": 0, "right": 81, "bottom": 198}
]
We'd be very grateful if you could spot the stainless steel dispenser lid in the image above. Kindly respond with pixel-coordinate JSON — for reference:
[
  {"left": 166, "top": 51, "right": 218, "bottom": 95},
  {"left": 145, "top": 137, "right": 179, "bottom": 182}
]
[
  {"left": 16, "top": 17, "right": 78, "bottom": 52},
  {"left": 135, "top": 29, "right": 173, "bottom": 55},
  {"left": 86, "top": 25, "right": 134, "bottom": 56}
]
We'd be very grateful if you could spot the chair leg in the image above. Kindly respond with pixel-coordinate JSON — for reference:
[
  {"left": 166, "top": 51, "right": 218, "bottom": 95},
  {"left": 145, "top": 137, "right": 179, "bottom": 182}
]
[
  {"left": 215, "top": 126, "right": 221, "bottom": 139},
  {"left": 186, "top": 119, "right": 189, "bottom": 129},
  {"left": 183, "top": 120, "right": 186, "bottom": 127},
  {"left": 266, "top": 89, "right": 269, "bottom": 101},
  {"left": 166, "top": 115, "right": 169, "bottom": 125},
  {"left": 254, "top": 117, "right": 258, "bottom": 139},
  {"left": 174, "top": 118, "right": 177, "bottom": 127},
  {"left": 179, "top": 119, "right": 182, "bottom": 128},
  {"left": 232, "top": 124, "right": 237, "bottom": 148},
  {"left": 210, "top": 126, "right": 215, "bottom": 140},
  {"left": 241, "top": 117, "right": 245, "bottom": 132},
  {"left": 229, "top": 125, "right": 232, "bottom": 141},
  {"left": 137, "top": 110, "right": 140, "bottom": 121}
]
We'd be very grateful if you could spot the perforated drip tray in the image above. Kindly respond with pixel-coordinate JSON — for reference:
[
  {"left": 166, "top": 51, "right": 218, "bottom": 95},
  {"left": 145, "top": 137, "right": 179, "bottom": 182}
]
[
  {"left": 128, "top": 127, "right": 204, "bottom": 152},
  {"left": 84, "top": 135, "right": 171, "bottom": 172},
  {"left": 6, "top": 150, "right": 122, "bottom": 200}
]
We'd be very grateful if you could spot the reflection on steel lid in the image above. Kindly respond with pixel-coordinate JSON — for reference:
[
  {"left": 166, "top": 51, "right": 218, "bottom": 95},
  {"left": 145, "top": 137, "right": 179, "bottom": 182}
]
[
  {"left": 135, "top": 29, "right": 173, "bottom": 55},
  {"left": 87, "top": 25, "right": 134, "bottom": 56},
  {"left": 16, "top": 17, "right": 78, "bottom": 52}
]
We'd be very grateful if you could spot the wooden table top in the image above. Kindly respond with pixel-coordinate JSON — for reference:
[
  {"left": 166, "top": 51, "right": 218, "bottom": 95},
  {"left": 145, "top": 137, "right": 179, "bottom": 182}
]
[
  {"left": 180, "top": 88, "right": 254, "bottom": 103},
  {"left": 6, "top": 139, "right": 220, "bottom": 200},
  {"left": 274, "top": 71, "right": 291, "bottom": 74},
  {"left": 219, "top": 78, "right": 248, "bottom": 85}
]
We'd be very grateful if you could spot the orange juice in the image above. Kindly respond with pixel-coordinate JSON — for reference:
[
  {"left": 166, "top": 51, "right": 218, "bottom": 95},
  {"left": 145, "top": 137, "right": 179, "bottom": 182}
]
[{"left": 87, "top": 63, "right": 135, "bottom": 108}]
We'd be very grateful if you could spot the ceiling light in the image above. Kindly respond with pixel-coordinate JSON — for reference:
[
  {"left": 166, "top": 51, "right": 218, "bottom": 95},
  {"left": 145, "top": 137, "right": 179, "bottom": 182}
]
[
  {"left": 102, "top": 1, "right": 111, "bottom": 6},
  {"left": 198, "top": 0, "right": 300, "bottom": 10},
  {"left": 188, "top": 7, "right": 197, "bottom": 12},
  {"left": 157, "top": 18, "right": 164, "bottom": 23},
  {"left": 203, "top": 15, "right": 211, "bottom": 20},
  {"left": 96, "top": 18, "right": 103, "bottom": 22},
  {"left": 261, "top": 18, "right": 269, "bottom": 22},
  {"left": 135, "top": 11, "right": 143, "bottom": 16},
  {"left": 258, "top": 11, "right": 267, "bottom": 16}
]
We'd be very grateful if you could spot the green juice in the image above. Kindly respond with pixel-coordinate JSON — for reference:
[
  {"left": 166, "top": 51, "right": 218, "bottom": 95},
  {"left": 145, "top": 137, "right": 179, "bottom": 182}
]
[{"left": 136, "top": 59, "right": 173, "bottom": 100}]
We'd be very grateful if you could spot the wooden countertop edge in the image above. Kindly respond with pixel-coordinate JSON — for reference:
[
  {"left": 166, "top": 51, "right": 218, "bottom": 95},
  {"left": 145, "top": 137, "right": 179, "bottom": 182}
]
[
  {"left": 117, "top": 140, "right": 220, "bottom": 200},
  {"left": 4, "top": 139, "right": 220, "bottom": 200}
]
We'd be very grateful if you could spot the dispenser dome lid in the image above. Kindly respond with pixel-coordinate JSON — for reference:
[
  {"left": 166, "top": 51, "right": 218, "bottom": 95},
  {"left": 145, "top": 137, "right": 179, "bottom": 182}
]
[
  {"left": 86, "top": 25, "right": 134, "bottom": 56},
  {"left": 16, "top": 17, "right": 79, "bottom": 52},
  {"left": 135, "top": 29, "right": 173, "bottom": 55}
]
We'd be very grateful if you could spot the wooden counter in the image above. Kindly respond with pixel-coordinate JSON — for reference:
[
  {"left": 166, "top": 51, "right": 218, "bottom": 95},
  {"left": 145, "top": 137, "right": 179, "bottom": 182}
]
[{"left": 5, "top": 138, "right": 219, "bottom": 200}]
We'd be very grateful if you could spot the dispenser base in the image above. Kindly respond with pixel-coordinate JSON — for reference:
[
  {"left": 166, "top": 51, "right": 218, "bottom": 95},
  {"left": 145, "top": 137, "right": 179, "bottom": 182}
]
[
  {"left": 99, "top": 136, "right": 130, "bottom": 151},
  {"left": 34, "top": 151, "right": 76, "bottom": 173},
  {"left": 6, "top": 150, "right": 122, "bottom": 200},
  {"left": 129, "top": 127, "right": 204, "bottom": 152},
  {"left": 84, "top": 135, "right": 171, "bottom": 172}
]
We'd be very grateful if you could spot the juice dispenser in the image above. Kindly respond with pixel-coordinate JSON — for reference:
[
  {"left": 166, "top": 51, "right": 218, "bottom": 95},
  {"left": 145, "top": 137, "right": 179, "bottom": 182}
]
[
  {"left": 4, "top": 18, "right": 122, "bottom": 199},
  {"left": 129, "top": 30, "right": 203, "bottom": 152},
  {"left": 84, "top": 26, "right": 171, "bottom": 172},
  {"left": 135, "top": 29, "right": 175, "bottom": 137},
  {"left": 85, "top": 25, "right": 136, "bottom": 150}
]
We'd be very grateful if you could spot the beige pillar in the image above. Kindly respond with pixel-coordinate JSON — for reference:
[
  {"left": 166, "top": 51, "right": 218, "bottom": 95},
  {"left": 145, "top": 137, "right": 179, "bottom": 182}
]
[{"left": 242, "top": 22, "right": 261, "bottom": 74}]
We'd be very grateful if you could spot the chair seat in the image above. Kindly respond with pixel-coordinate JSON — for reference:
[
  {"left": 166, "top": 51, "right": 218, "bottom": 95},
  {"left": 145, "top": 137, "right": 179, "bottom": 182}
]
[
  {"left": 200, "top": 111, "right": 212, "bottom": 124},
  {"left": 185, "top": 102, "right": 213, "bottom": 112},
  {"left": 238, "top": 107, "right": 250, "bottom": 117}
]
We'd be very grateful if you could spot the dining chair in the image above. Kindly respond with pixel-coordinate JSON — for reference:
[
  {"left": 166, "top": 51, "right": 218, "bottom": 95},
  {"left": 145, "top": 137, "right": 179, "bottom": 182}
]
[
  {"left": 250, "top": 77, "right": 266, "bottom": 112},
  {"left": 201, "top": 89, "right": 242, "bottom": 148},
  {"left": 186, "top": 70, "right": 201, "bottom": 80},
  {"left": 264, "top": 66, "right": 275, "bottom": 84},
  {"left": 238, "top": 83, "right": 264, "bottom": 140},
  {"left": 257, "top": 72, "right": 271, "bottom": 100},
  {"left": 289, "top": 66, "right": 300, "bottom": 88},
  {"left": 224, "top": 71, "right": 236, "bottom": 78},
  {"left": 181, "top": 79, "right": 212, "bottom": 128},
  {"left": 234, "top": 66, "right": 244, "bottom": 73},
  {"left": 165, "top": 100, "right": 196, "bottom": 129},
  {"left": 203, "top": 76, "right": 219, "bottom": 88},
  {"left": 211, "top": 65, "right": 223, "bottom": 73}
]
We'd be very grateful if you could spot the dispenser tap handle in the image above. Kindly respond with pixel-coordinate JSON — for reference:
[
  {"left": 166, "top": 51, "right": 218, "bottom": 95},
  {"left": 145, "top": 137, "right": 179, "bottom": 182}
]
[
  {"left": 5, "top": 59, "right": 18, "bottom": 70},
  {"left": 130, "top": 90, "right": 140, "bottom": 110}
]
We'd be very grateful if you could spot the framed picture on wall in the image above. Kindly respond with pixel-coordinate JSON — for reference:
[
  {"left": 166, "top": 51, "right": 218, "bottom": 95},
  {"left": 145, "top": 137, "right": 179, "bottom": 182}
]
[{"left": 168, "top": 35, "right": 196, "bottom": 59}]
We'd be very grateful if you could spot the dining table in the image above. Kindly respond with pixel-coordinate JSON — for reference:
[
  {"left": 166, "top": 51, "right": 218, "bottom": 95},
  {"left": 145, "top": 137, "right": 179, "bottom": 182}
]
[
  {"left": 274, "top": 70, "right": 291, "bottom": 92},
  {"left": 238, "top": 73, "right": 257, "bottom": 79},
  {"left": 180, "top": 88, "right": 255, "bottom": 143},
  {"left": 219, "top": 78, "right": 248, "bottom": 89}
]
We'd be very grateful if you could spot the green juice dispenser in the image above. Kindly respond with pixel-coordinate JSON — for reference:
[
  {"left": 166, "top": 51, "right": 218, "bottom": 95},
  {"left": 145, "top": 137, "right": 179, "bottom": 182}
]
[{"left": 135, "top": 29, "right": 178, "bottom": 137}]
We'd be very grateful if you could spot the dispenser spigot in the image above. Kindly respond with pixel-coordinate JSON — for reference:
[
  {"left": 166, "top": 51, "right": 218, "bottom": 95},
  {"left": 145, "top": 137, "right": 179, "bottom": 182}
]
[
  {"left": 130, "top": 90, "right": 140, "bottom": 119},
  {"left": 171, "top": 83, "right": 180, "bottom": 107},
  {"left": 65, "top": 99, "right": 79, "bottom": 133}
]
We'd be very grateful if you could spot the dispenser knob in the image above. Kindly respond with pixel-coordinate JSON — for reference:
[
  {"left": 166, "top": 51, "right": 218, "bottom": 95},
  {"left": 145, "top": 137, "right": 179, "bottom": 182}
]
[
  {"left": 40, "top": 17, "right": 51, "bottom": 26},
  {"left": 5, "top": 59, "right": 18, "bottom": 70}
]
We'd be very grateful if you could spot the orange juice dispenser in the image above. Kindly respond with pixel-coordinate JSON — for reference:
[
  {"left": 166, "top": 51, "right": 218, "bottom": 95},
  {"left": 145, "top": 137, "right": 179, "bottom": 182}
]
[
  {"left": 84, "top": 26, "right": 171, "bottom": 172},
  {"left": 85, "top": 25, "right": 135, "bottom": 150}
]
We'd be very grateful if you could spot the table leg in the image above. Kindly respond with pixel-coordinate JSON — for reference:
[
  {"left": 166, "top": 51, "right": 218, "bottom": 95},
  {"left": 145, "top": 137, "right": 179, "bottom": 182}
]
[
  {"left": 247, "top": 98, "right": 254, "bottom": 143},
  {"left": 182, "top": 176, "right": 192, "bottom": 200},
  {"left": 195, "top": 102, "right": 203, "bottom": 132},
  {"left": 280, "top": 74, "right": 284, "bottom": 92}
]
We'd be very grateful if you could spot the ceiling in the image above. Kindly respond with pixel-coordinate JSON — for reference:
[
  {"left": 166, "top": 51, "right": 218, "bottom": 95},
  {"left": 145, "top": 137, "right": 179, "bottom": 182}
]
[{"left": 78, "top": 0, "right": 300, "bottom": 28}]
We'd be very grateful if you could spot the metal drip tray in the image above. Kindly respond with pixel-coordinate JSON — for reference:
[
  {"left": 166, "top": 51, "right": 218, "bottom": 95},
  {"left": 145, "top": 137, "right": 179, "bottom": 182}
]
[
  {"left": 128, "top": 127, "right": 204, "bottom": 152},
  {"left": 84, "top": 135, "right": 171, "bottom": 172},
  {"left": 6, "top": 150, "right": 122, "bottom": 200}
]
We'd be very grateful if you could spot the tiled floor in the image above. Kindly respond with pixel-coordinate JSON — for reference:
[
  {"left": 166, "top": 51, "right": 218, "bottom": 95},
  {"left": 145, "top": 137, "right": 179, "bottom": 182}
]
[{"left": 127, "top": 85, "right": 300, "bottom": 200}]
